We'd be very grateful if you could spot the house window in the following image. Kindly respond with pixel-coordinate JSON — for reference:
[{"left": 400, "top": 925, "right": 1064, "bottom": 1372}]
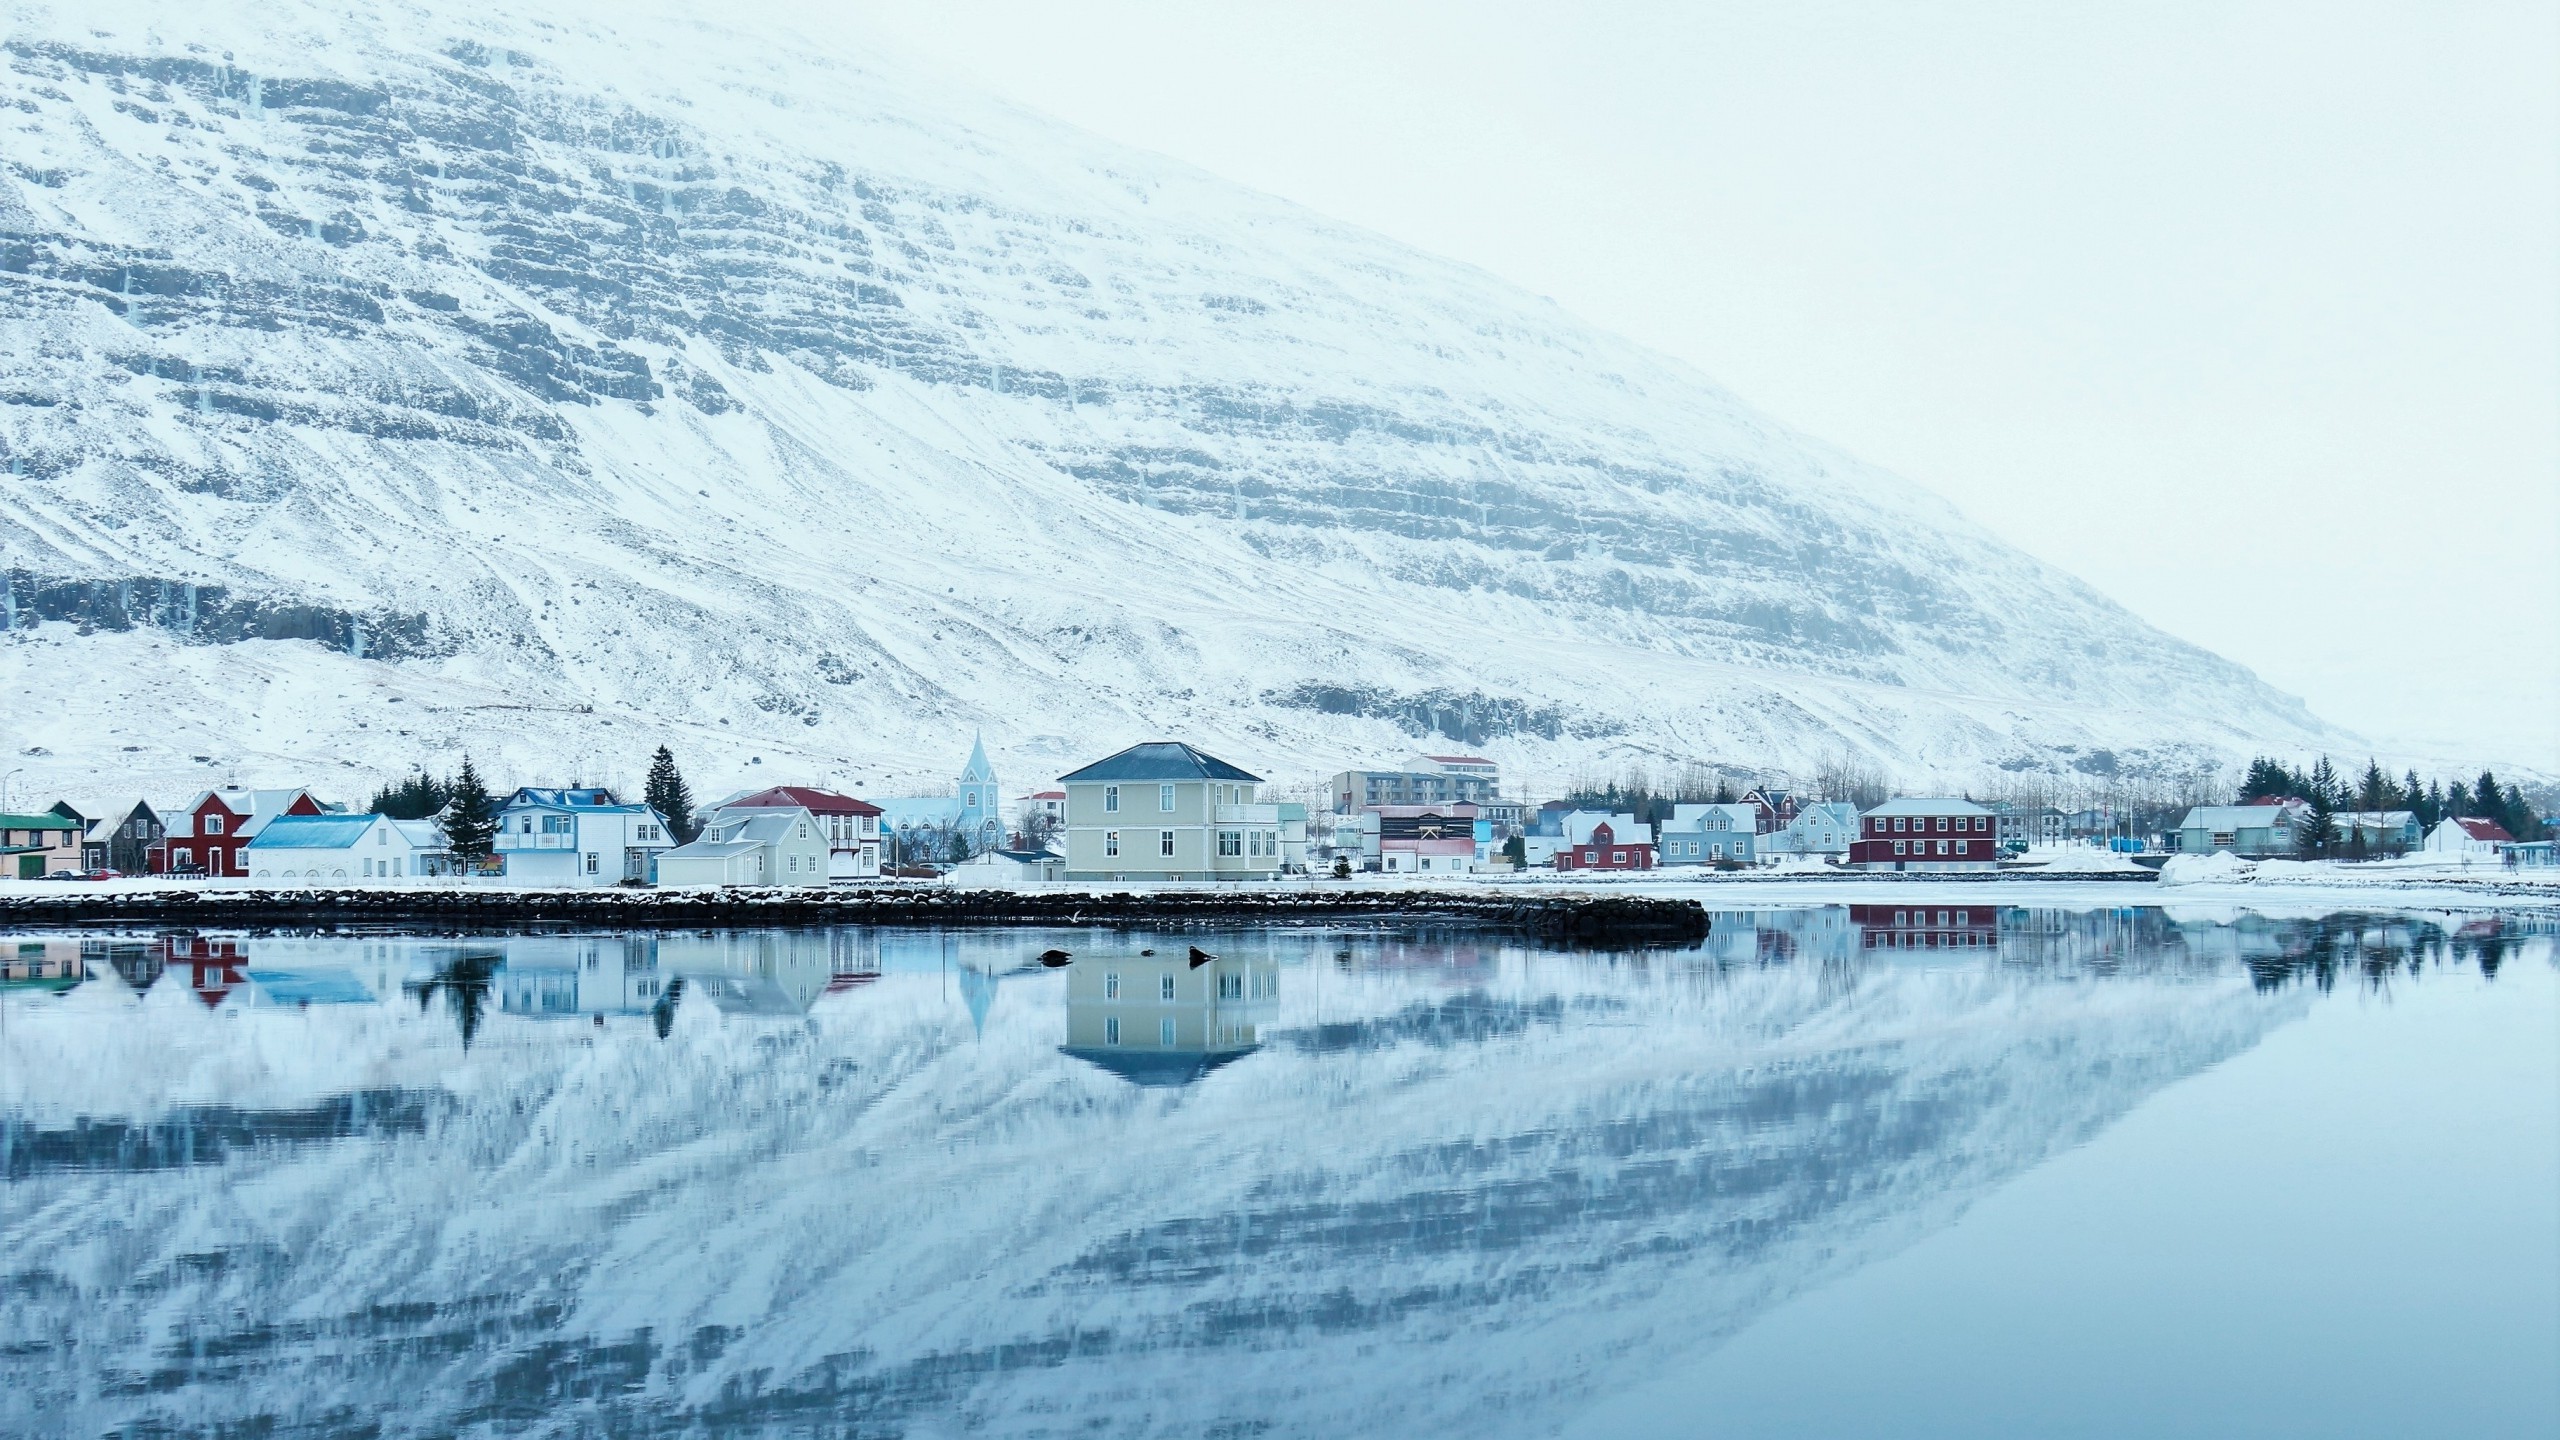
[
  {"left": 1582, "top": 849, "right": 1597, "bottom": 863},
  {"left": 1160, "top": 1017, "right": 1177, "bottom": 1046},
  {"left": 1894, "top": 841, "right": 1907, "bottom": 856},
  {"left": 1105, "top": 973, "right": 1120, "bottom": 999},
  {"left": 544, "top": 815, "right": 573, "bottom": 834},
  {"left": 1160, "top": 830, "right": 1176, "bottom": 857},
  {"left": 204, "top": 813, "right": 225, "bottom": 835},
  {"left": 1936, "top": 817, "right": 1949, "bottom": 832},
  {"left": 1105, "top": 1016, "right": 1120, "bottom": 1045},
  {"left": 1105, "top": 786, "right": 1120, "bottom": 813},
  {"left": 175, "top": 847, "right": 193, "bottom": 868},
  {"left": 1160, "top": 974, "right": 1176, "bottom": 1000},
  {"left": 1160, "top": 784, "right": 1177, "bottom": 812},
  {"left": 1218, "top": 830, "right": 1242, "bottom": 857},
  {"left": 1105, "top": 831, "right": 1121, "bottom": 857},
  {"left": 1935, "top": 840, "right": 1948, "bottom": 855},
  {"left": 1893, "top": 817, "right": 1906, "bottom": 832}
]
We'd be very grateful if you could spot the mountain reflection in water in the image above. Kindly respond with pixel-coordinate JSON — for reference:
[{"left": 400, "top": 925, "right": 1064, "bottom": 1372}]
[{"left": 0, "top": 907, "right": 2545, "bottom": 1438}]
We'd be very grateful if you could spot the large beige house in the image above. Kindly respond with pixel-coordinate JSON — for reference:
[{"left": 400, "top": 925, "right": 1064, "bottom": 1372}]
[{"left": 1058, "top": 742, "right": 1282, "bottom": 883}]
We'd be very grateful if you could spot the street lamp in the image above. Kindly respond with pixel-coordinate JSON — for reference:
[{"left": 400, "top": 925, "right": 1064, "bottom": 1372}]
[{"left": 1, "top": 768, "right": 21, "bottom": 814}]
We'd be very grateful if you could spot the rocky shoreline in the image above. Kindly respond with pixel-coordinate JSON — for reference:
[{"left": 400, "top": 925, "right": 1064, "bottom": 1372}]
[{"left": 0, "top": 885, "right": 1714, "bottom": 945}]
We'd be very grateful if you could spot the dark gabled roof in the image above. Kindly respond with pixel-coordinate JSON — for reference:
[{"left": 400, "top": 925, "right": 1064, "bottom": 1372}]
[
  {"left": 1058, "top": 742, "right": 1262, "bottom": 785},
  {"left": 729, "top": 784, "right": 883, "bottom": 817}
]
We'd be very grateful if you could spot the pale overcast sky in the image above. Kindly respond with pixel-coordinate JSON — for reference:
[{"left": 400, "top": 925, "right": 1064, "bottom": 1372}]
[{"left": 829, "top": 0, "right": 2558, "bottom": 767}]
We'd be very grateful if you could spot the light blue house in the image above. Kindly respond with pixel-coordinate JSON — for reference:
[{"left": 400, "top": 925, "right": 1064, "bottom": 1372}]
[
  {"left": 493, "top": 787, "right": 677, "bottom": 885},
  {"left": 876, "top": 736, "right": 1005, "bottom": 860},
  {"left": 1658, "top": 803, "right": 1761, "bottom": 866},
  {"left": 1769, "top": 802, "right": 1861, "bottom": 859}
]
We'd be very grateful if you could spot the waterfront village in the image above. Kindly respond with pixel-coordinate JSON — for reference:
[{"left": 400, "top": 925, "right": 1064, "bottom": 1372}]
[{"left": 1, "top": 737, "right": 2551, "bottom": 889}]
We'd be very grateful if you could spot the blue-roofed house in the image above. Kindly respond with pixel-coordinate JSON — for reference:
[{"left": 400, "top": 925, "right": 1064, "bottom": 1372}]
[
  {"left": 245, "top": 813, "right": 443, "bottom": 883},
  {"left": 1057, "top": 742, "right": 1276, "bottom": 882},
  {"left": 493, "top": 787, "right": 676, "bottom": 885}
]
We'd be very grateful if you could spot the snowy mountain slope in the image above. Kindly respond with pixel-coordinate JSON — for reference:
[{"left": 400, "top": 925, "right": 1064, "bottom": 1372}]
[
  {"left": 0, "top": 923, "right": 2299, "bottom": 1435},
  {"left": 0, "top": 0, "right": 2333, "bottom": 799}
]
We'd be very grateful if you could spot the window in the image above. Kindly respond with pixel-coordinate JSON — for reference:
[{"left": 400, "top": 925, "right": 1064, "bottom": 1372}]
[
  {"left": 543, "top": 815, "right": 573, "bottom": 834},
  {"left": 377, "top": 828, "right": 389, "bottom": 846},
  {"left": 1105, "top": 786, "right": 1120, "bottom": 813},
  {"left": 1893, "top": 817, "right": 1906, "bottom": 833},
  {"left": 1105, "top": 831, "right": 1120, "bottom": 857},
  {"left": 1954, "top": 840, "right": 1967, "bottom": 855},
  {"left": 1934, "top": 840, "right": 1948, "bottom": 855},
  {"left": 787, "top": 855, "right": 798, "bottom": 873},
  {"left": 1160, "top": 974, "right": 1176, "bottom": 1000},
  {"left": 1582, "top": 849, "right": 1597, "bottom": 863},
  {"left": 1936, "top": 817, "right": 1949, "bottom": 832},
  {"left": 1160, "top": 1017, "right": 1177, "bottom": 1046},
  {"left": 1218, "top": 973, "right": 1242, "bottom": 999},
  {"left": 1894, "top": 841, "right": 1907, "bottom": 856},
  {"left": 1218, "top": 830, "right": 1242, "bottom": 857},
  {"left": 1159, "top": 830, "right": 1176, "bottom": 857},
  {"left": 1105, "top": 1015, "right": 1120, "bottom": 1045},
  {"left": 204, "top": 813, "right": 225, "bottom": 835},
  {"left": 1160, "top": 784, "right": 1177, "bottom": 812},
  {"left": 1105, "top": 972, "right": 1120, "bottom": 1000}
]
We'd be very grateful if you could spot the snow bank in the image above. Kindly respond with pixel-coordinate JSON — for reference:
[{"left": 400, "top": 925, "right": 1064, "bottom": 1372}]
[{"left": 2160, "top": 852, "right": 2254, "bottom": 886}]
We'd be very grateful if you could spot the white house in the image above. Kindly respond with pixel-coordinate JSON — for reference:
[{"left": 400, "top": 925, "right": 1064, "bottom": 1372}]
[
  {"left": 2424, "top": 817, "right": 2513, "bottom": 856},
  {"left": 656, "top": 805, "right": 829, "bottom": 887},
  {"left": 1767, "top": 802, "right": 1860, "bottom": 859},
  {"left": 493, "top": 787, "right": 677, "bottom": 885},
  {"left": 1658, "top": 803, "right": 1760, "bottom": 866},
  {"left": 245, "top": 814, "right": 440, "bottom": 882},
  {"left": 1523, "top": 811, "right": 1651, "bottom": 868},
  {"left": 945, "top": 847, "right": 1070, "bottom": 888}
]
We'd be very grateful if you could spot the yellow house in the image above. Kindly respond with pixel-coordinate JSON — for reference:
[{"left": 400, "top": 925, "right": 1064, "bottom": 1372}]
[{"left": 1057, "top": 742, "right": 1282, "bottom": 883}]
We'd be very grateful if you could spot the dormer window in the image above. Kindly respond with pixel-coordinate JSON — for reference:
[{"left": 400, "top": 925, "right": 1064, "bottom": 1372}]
[{"left": 204, "top": 813, "right": 225, "bottom": 835}]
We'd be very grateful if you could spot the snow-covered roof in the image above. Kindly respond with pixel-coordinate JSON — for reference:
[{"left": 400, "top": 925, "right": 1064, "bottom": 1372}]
[
  {"left": 500, "top": 787, "right": 630, "bottom": 811},
  {"left": 1059, "top": 743, "right": 1261, "bottom": 784},
  {"left": 1666, "top": 803, "right": 1757, "bottom": 830},
  {"left": 2178, "top": 805, "right": 2298, "bottom": 830},
  {"left": 392, "top": 819, "right": 448, "bottom": 850},
  {"left": 245, "top": 815, "right": 378, "bottom": 850},
  {"left": 1864, "top": 797, "right": 1990, "bottom": 817}
]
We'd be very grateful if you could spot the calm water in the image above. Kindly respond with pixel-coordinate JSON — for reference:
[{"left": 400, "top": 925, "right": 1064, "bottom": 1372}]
[{"left": 1, "top": 908, "right": 2553, "bottom": 1439}]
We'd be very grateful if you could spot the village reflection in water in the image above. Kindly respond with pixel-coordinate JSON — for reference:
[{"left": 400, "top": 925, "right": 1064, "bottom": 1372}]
[{"left": 0, "top": 906, "right": 2549, "bottom": 1438}]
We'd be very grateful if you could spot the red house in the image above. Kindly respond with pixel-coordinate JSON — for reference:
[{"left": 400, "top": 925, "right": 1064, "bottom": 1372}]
[
  {"left": 149, "top": 787, "right": 326, "bottom": 877},
  {"left": 1851, "top": 903, "right": 1999, "bottom": 951},
  {"left": 722, "top": 785, "right": 884, "bottom": 880},
  {"left": 1554, "top": 821, "right": 1655, "bottom": 871},
  {"left": 1849, "top": 798, "right": 1998, "bottom": 872}
]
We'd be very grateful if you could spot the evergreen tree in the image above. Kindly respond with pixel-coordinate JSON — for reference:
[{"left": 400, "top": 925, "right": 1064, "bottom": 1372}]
[
  {"left": 2356, "top": 759, "right": 2391, "bottom": 812},
  {"left": 367, "top": 771, "right": 454, "bottom": 821},
  {"left": 2307, "top": 756, "right": 2340, "bottom": 807},
  {"left": 2446, "top": 780, "right": 2473, "bottom": 817},
  {"left": 2296, "top": 783, "right": 2338, "bottom": 859},
  {"left": 2402, "top": 770, "right": 2430, "bottom": 824},
  {"left": 945, "top": 828, "right": 973, "bottom": 864},
  {"left": 2475, "top": 771, "right": 2503, "bottom": 828},
  {"left": 2239, "top": 757, "right": 2291, "bottom": 801},
  {"left": 2505, "top": 783, "right": 2541, "bottom": 841},
  {"left": 444, "top": 756, "right": 499, "bottom": 865},
  {"left": 644, "top": 746, "right": 698, "bottom": 843}
]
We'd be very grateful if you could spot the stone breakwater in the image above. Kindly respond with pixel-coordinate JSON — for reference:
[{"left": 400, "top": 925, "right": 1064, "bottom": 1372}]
[{"left": 0, "top": 886, "right": 1713, "bottom": 945}]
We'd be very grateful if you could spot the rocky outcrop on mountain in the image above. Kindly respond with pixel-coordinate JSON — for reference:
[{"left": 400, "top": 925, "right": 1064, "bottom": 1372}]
[{"left": 0, "top": 0, "right": 2329, "bottom": 795}]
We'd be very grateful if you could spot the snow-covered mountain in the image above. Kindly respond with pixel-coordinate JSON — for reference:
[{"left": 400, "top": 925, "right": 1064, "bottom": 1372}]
[
  {"left": 0, "top": 0, "right": 2330, "bottom": 800},
  {"left": 0, "top": 918, "right": 2300, "bottom": 1434}
]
